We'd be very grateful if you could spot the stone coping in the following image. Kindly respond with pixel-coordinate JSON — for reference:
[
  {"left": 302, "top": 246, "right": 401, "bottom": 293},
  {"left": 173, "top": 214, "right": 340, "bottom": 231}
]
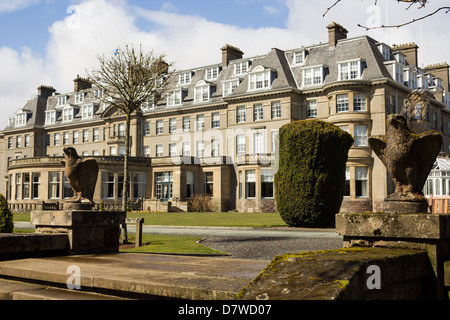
[
  {"left": 336, "top": 213, "right": 450, "bottom": 240},
  {"left": 31, "top": 210, "right": 126, "bottom": 227}
]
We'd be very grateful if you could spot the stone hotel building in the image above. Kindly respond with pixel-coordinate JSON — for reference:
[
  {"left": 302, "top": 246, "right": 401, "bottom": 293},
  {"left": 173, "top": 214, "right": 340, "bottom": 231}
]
[{"left": 1, "top": 23, "right": 449, "bottom": 213}]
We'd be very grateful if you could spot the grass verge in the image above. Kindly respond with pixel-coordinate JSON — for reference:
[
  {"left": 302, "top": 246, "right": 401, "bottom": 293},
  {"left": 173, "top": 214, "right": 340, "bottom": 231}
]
[
  {"left": 13, "top": 211, "right": 287, "bottom": 228},
  {"left": 120, "top": 233, "right": 227, "bottom": 255}
]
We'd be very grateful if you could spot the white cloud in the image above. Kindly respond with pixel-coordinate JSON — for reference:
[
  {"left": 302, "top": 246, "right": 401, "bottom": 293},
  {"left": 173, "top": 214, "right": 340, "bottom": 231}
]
[
  {"left": 0, "top": 0, "right": 40, "bottom": 12},
  {"left": 0, "top": 0, "right": 448, "bottom": 129},
  {"left": 263, "top": 6, "right": 280, "bottom": 15}
]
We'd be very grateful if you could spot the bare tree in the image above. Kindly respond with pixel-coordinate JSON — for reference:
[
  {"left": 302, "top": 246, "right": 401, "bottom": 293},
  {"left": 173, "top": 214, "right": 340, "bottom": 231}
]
[
  {"left": 324, "top": 0, "right": 450, "bottom": 29},
  {"left": 87, "top": 44, "right": 175, "bottom": 242}
]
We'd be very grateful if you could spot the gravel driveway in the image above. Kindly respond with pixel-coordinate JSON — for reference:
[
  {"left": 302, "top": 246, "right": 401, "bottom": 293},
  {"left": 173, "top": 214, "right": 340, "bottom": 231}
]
[{"left": 201, "top": 235, "right": 343, "bottom": 261}]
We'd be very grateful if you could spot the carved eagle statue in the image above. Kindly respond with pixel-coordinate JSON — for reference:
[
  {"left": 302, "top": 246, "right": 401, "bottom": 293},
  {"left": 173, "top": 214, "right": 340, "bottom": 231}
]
[
  {"left": 369, "top": 114, "right": 442, "bottom": 201},
  {"left": 61, "top": 147, "right": 99, "bottom": 203}
]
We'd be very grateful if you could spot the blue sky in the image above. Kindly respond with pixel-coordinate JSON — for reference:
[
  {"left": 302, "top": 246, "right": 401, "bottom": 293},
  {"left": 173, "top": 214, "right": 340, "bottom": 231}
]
[{"left": 0, "top": 0, "right": 449, "bottom": 128}]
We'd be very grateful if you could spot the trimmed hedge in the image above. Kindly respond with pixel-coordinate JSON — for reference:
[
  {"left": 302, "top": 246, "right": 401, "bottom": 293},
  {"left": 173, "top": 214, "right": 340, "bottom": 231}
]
[
  {"left": 0, "top": 194, "right": 13, "bottom": 233},
  {"left": 275, "top": 120, "right": 354, "bottom": 227}
]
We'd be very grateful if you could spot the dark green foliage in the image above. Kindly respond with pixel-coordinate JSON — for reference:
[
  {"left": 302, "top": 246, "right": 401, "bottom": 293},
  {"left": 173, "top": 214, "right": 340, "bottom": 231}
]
[
  {"left": 275, "top": 120, "right": 354, "bottom": 227},
  {"left": 0, "top": 194, "right": 13, "bottom": 233}
]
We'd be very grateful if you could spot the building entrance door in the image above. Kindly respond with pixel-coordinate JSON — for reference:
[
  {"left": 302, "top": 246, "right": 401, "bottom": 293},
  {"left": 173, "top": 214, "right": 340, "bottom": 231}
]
[{"left": 156, "top": 172, "right": 173, "bottom": 201}]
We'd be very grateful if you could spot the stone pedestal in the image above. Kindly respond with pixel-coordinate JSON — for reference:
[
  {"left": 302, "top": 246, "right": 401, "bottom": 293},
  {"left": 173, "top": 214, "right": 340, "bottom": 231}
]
[
  {"left": 31, "top": 210, "right": 126, "bottom": 254},
  {"left": 336, "top": 213, "right": 450, "bottom": 300}
]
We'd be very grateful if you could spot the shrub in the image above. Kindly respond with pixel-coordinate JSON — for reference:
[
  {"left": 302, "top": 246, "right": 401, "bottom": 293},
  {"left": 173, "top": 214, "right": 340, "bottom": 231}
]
[
  {"left": 0, "top": 194, "right": 13, "bottom": 233},
  {"left": 99, "top": 201, "right": 105, "bottom": 212},
  {"left": 189, "top": 194, "right": 216, "bottom": 212},
  {"left": 275, "top": 120, "right": 354, "bottom": 227}
]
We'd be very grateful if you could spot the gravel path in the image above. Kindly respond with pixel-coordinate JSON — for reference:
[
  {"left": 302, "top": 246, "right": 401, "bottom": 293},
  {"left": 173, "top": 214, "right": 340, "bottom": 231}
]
[{"left": 201, "top": 235, "right": 343, "bottom": 261}]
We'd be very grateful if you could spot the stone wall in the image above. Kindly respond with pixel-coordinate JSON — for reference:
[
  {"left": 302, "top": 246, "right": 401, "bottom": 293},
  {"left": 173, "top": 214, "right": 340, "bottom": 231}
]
[{"left": 239, "top": 247, "right": 437, "bottom": 300}]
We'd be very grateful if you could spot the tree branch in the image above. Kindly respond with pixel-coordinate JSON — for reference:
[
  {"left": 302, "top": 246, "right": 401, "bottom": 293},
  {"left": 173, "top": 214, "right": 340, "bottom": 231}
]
[{"left": 358, "top": 6, "right": 450, "bottom": 30}]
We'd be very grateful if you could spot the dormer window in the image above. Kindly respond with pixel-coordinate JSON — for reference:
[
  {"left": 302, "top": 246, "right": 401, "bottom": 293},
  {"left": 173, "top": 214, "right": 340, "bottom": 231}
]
[
  {"left": 62, "top": 107, "right": 74, "bottom": 122},
  {"left": 81, "top": 105, "right": 94, "bottom": 119},
  {"left": 384, "top": 61, "right": 404, "bottom": 84},
  {"left": 234, "top": 61, "right": 250, "bottom": 75},
  {"left": 45, "top": 111, "right": 56, "bottom": 125},
  {"left": 293, "top": 51, "right": 307, "bottom": 66},
  {"left": 57, "top": 96, "right": 67, "bottom": 106},
  {"left": 302, "top": 65, "right": 326, "bottom": 87},
  {"left": 378, "top": 43, "right": 391, "bottom": 61},
  {"left": 205, "top": 67, "right": 220, "bottom": 81},
  {"left": 15, "top": 110, "right": 30, "bottom": 127},
  {"left": 194, "top": 80, "right": 215, "bottom": 103},
  {"left": 248, "top": 66, "right": 275, "bottom": 91},
  {"left": 75, "top": 92, "right": 85, "bottom": 104},
  {"left": 404, "top": 68, "right": 418, "bottom": 89},
  {"left": 338, "top": 59, "right": 365, "bottom": 81},
  {"left": 167, "top": 89, "right": 186, "bottom": 106},
  {"left": 395, "top": 53, "right": 406, "bottom": 65},
  {"left": 94, "top": 89, "right": 104, "bottom": 99},
  {"left": 178, "top": 72, "right": 193, "bottom": 85},
  {"left": 223, "top": 79, "right": 240, "bottom": 96}
]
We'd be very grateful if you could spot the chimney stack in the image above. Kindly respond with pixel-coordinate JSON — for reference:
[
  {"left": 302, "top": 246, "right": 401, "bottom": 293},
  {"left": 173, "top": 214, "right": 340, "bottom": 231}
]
[
  {"left": 392, "top": 43, "right": 419, "bottom": 67},
  {"left": 37, "top": 85, "right": 56, "bottom": 97},
  {"left": 221, "top": 44, "right": 244, "bottom": 68},
  {"left": 73, "top": 74, "right": 92, "bottom": 92},
  {"left": 327, "top": 22, "right": 348, "bottom": 47}
]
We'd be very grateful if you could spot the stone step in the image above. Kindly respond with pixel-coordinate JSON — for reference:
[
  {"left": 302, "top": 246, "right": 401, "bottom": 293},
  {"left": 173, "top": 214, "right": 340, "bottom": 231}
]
[{"left": 0, "top": 278, "right": 127, "bottom": 300}]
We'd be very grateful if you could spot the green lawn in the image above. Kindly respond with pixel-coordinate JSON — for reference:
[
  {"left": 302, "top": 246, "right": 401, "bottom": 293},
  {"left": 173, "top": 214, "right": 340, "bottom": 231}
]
[
  {"left": 121, "top": 234, "right": 227, "bottom": 255},
  {"left": 14, "top": 211, "right": 287, "bottom": 228},
  {"left": 126, "top": 211, "right": 287, "bottom": 228}
]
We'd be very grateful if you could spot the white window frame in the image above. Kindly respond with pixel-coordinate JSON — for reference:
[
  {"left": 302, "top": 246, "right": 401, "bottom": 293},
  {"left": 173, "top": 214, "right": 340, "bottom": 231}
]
[
  {"left": 194, "top": 83, "right": 212, "bottom": 103},
  {"left": 57, "top": 96, "right": 67, "bottom": 106},
  {"left": 62, "top": 107, "right": 74, "bottom": 122},
  {"left": 196, "top": 141, "right": 205, "bottom": 158},
  {"left": 156, "top": 120, "right": 164, "bottom": 135},
  {"left": 236, "top": 106, "right": 246, "bottom": 123},
  {"left": 74, "top": 92, "right": 85, "bottom": 104},
  {"left": 169, "top": 143, "right": 177, "bottom": 157},
  {"left": 353, "top": 94, "right": 367, "bottom": 112},
  {"left": 236, "top": 135, "right": 246, "bottom": 154},
  {"left": 338, "top": 59, "right": 365, "bottom": 81},
  {"left": 15, "top": 111, "right": 29, "bottom": 127},
  {"left": 253, "top": 132, "right": 265, "bottom": 155},
  {"left": 355, "top": 167, "right": 369, "bottom": 198},
  {"left": 156, "top": 144, "right": 163, "bottom": 157},
  {"left": 306, "top": 100, "right": 317, "bottom": 118},
  {"left": 337, "top": 94, "right": 349, "bottom": 113},
  {"left": 81, "top": 105, "right": 94, "bottom": 119},
  {"left": 211, "top": 139, "right": 220, "bottom": 157},
  {"left": 167, "top": 90, "right": 183, "bottom": 106},
  {"left": 182, "top": 142, "right": 191, "bottom": 156},
  {"left": 45, "top": 111, "right": 56, "bottom": 125},
  {"left": 253, "top": 104, "right": 263, "bottom": 121},
  {"left": 183, "top": 116, "right": 190, "bottom": 132},
  {"left": 223, "top": 79, "right": 240, "bottom": 96},
  {"left": 234, "top": 61, "right": 249, "bottom": 75},
  {"left": 271, "top": 102, "right": 281, "bottom": 119},
  {"left": 178, "top": 72, "right": 192, "bottom": 85},
  {"left": 144, "top": 146, "right": 151, "bottom": 158},
  {"left": 354, "top": 125, "right": 368, "bottom": 147},
  {"left": 205, "top": 67, "right": 220, "bottom": 80},
  {"left": 302, "top": 66, "right": 325, "bottom": 87},
  {"left": 293, "top": 51, "right": 306, "bottom": 66},
  {"left": 169, "top": 118, "right": 177, "bottom": 133},
  {"left": 211, "top": 113, "right": 220, "bottom": 129},
  {"left": 248, "top": 66, "right": 274, "bottom": 91},
  {"left": 196, "top": 114, "right": 205, "bottom": 130}
]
